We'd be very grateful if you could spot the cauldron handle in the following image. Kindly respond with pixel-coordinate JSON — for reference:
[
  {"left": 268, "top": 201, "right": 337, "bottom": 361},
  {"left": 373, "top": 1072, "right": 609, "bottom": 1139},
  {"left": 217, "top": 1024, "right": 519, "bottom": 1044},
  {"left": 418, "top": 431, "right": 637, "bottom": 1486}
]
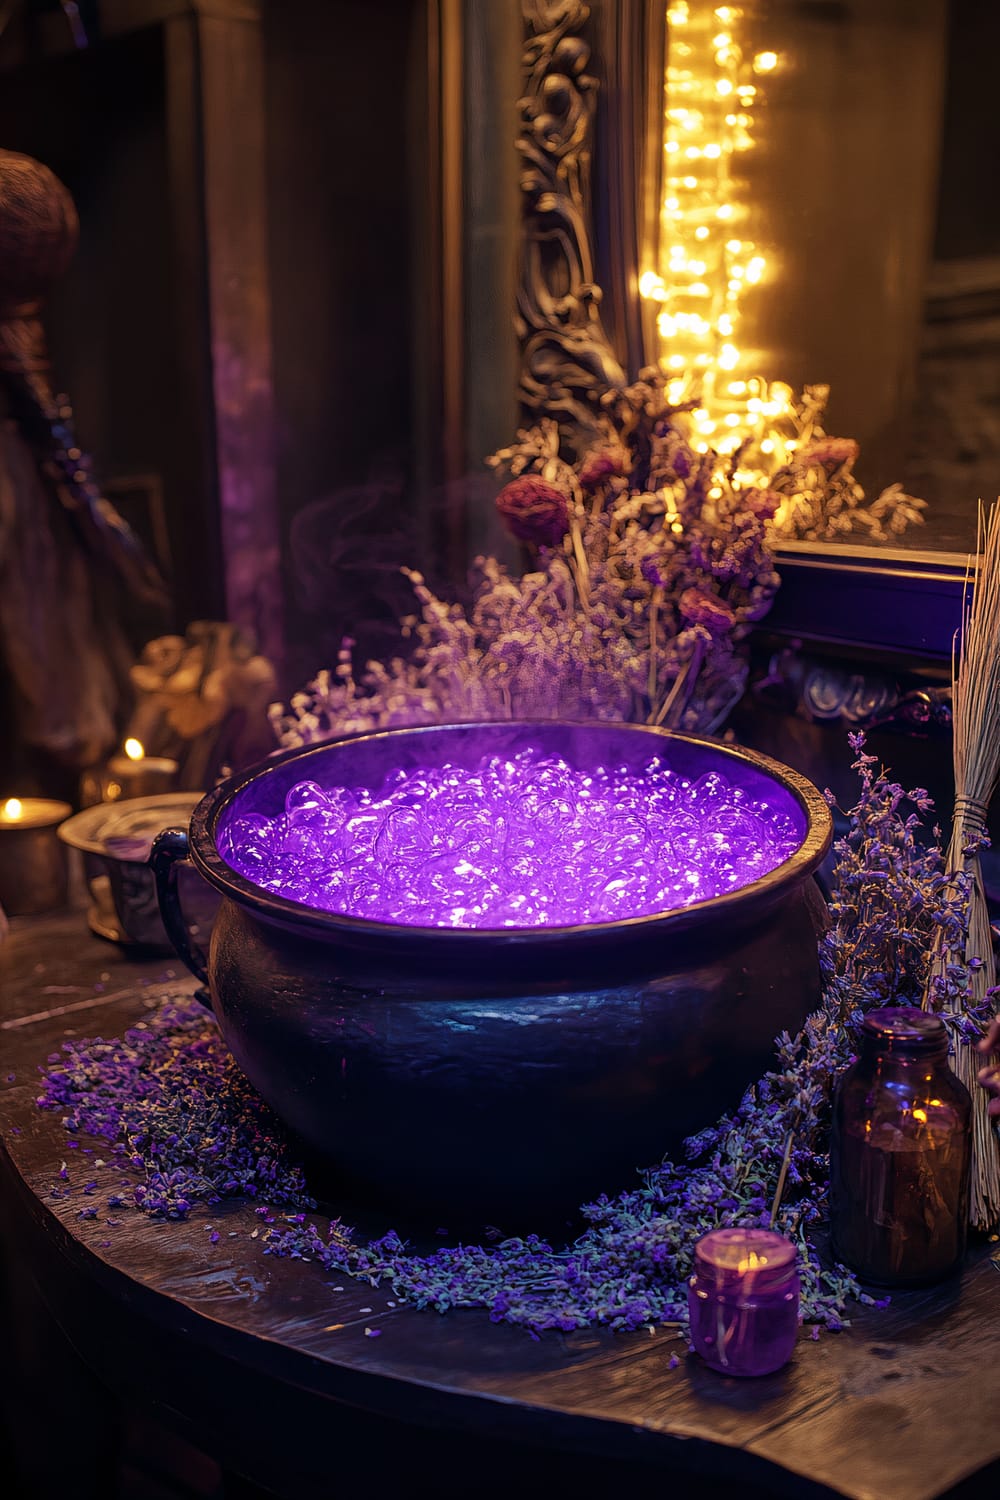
[{"left": 149, "top": 827, "right": 211, "bottom": 999}]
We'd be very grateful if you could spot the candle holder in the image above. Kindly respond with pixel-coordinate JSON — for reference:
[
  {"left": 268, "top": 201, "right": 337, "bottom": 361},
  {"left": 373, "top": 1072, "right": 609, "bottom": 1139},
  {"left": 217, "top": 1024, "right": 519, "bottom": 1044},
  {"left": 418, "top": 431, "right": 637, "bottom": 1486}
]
[
  {"left": 0, "top": 797, "right": 72, "bottom": 916},
  {"left": 688, "top": 1227, "right": 800, "bottom": 1377},
  {"left": 80, "top": 739, "right": 179, "bottom": 807},
  {"left": 58, "top": 793, "right": 218, "bottom": 951}
]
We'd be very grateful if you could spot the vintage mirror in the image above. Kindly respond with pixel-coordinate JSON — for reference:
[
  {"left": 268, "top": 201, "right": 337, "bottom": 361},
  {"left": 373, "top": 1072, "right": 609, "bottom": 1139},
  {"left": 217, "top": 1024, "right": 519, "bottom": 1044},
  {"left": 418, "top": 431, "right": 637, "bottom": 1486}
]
[{"left": 501, "top": 0, "right": 993, "bottom": 663}]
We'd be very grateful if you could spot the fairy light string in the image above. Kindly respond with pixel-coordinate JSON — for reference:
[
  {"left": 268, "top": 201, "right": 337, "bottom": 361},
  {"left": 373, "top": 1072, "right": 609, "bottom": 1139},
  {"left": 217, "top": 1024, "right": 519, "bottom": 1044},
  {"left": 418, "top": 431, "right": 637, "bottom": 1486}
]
[{"left": 641, "top": 2, "right": 794, "bottom": 461}]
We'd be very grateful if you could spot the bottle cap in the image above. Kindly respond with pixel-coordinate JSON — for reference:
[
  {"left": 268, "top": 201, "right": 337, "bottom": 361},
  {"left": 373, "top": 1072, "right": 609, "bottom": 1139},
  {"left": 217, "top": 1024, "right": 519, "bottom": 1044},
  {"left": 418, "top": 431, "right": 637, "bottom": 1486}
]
[{"left": 861, "top": 1006, "right": 948, "bottom": 1055}]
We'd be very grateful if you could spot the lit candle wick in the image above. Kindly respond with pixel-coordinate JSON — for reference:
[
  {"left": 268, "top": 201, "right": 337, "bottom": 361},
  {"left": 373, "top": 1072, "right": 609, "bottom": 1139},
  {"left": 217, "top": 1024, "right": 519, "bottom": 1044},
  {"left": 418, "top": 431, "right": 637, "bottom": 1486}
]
[
  {"left": 124, "top": 738, "right": 145, "bottom": 762},
  {"left": 2, "top": 797, "right": 24, "bottom": 821},
  {"left": 737, "top": 1250, "right": 767, "bottom": 1275}
]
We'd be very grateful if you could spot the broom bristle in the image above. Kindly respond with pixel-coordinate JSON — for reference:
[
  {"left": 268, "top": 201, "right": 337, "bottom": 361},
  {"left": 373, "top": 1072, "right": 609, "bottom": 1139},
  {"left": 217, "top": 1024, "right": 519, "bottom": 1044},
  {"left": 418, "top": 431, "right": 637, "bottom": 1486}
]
[{"left": 923, "top": 499, "right": 1000, "bottom": 1231}]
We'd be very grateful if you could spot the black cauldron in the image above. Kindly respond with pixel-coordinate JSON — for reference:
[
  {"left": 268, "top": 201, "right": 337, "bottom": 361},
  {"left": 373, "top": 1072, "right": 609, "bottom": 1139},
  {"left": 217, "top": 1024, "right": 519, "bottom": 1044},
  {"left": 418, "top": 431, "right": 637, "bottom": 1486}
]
[{"left": 152, "top": 721, "right": 832, "bottom": 1226}]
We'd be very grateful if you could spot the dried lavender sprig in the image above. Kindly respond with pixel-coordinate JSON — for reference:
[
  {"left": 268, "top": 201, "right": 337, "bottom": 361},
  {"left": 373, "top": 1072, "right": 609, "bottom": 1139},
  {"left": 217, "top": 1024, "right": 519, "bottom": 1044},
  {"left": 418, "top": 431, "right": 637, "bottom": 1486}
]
[{"left": 37, "top": 1003, "right": 313, "bottom": 1218}]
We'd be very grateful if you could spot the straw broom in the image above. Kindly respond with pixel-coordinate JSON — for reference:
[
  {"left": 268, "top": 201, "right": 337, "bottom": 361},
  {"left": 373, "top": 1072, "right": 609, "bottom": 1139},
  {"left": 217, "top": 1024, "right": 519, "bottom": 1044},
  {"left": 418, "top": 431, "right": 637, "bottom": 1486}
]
[{"left": 923, "top": 500, "right": 1000, "bottom": 1231}]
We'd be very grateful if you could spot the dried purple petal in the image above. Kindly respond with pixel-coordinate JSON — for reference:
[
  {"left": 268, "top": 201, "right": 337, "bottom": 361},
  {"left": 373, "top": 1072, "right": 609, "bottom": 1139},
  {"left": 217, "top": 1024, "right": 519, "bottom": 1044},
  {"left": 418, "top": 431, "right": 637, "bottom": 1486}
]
[
  {"left": 740, "top": 486, "right": 781, "bottom": 521},
  {"left": 678, "top": 587, "right": 736, "bottom": 635},
  {"left": 578, "top": 448, "right": 628, "bottom": 491}
]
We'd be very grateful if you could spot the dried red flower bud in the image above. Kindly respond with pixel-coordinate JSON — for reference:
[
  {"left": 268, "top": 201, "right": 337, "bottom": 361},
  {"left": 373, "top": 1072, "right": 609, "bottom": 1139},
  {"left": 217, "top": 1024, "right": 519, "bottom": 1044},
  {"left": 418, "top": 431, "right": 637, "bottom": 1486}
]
[
  {"left": 800, "top": 437, "right": 859, "bottom": 470},
  {"left": 678, "top": 587, "right": 736, "bottom": 635},
  {"left": 578, "top": 449, "right": 627, "bottom": 491},
  {"left": 495, "top": 477, "right": 570, "bottom": 547}
]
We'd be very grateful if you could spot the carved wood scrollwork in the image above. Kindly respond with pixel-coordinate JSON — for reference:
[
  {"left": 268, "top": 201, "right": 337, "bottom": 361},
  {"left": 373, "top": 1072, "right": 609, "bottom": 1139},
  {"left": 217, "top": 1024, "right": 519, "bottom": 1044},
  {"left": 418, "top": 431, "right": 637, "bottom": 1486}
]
[{"left": 517, "top": 0, "right": 624, "bottom": 440}]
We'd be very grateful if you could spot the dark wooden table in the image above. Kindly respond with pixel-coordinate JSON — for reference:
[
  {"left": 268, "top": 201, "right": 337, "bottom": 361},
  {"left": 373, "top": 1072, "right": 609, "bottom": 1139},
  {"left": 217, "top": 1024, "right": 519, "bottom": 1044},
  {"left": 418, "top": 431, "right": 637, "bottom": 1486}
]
[{"left": 2, "top": 904, "right": 1000, "bottom": 1500}]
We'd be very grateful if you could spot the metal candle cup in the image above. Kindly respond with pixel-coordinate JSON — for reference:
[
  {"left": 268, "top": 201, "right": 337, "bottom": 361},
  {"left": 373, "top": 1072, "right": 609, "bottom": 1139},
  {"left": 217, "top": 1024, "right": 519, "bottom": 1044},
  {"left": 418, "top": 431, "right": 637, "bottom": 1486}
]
[
  {"left": 103, "top": 753, "right": 179, "bottom": 801},
  {"left": 0, "top": 797, "right": 72, "bottom": 916},
  {"left": 81, "top": 739, "right": 179, "bottom": 806},
  {"left": 58, "top": 793, "right": 217, "bottom": 950},
  {"left": 688, "top": 1227, "right": 800, "bottom": 1377}
]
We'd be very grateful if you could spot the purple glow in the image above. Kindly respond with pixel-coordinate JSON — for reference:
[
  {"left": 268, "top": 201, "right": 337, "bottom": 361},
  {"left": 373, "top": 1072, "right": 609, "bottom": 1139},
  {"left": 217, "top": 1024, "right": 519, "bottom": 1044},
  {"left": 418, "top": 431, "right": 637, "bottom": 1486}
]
[{"left": 218, "top": 750, "right": 801, "bottom": 928}]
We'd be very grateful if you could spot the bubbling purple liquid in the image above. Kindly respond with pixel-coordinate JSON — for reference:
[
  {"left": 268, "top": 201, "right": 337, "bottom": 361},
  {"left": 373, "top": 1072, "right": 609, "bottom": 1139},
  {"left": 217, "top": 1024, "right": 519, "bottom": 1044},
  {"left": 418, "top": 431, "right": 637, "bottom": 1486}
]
[{"left": 218, "top": 750, "right": 801, "bottom": 928}]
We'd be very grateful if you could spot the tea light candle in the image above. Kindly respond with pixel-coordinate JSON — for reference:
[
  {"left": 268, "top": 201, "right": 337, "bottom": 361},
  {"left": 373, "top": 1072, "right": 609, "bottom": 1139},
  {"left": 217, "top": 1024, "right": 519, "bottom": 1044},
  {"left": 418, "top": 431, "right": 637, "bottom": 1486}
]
[
  {"left": 687, "top": 1227, "right": 799, "bottom": 1377},
  {"left": 0, "top": 796, "right": 73, "bottom": 916},
  {"left": 83, "top": 738, "right": 179, "bottom": 806}
]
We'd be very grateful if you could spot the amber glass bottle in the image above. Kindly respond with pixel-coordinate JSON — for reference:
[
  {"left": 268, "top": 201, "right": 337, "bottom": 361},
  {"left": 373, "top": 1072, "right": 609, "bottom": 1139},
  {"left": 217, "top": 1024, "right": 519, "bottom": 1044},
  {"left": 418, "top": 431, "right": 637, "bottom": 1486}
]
[{"left": 829, "top": 1007, "right": 971, "bottom": 1287}]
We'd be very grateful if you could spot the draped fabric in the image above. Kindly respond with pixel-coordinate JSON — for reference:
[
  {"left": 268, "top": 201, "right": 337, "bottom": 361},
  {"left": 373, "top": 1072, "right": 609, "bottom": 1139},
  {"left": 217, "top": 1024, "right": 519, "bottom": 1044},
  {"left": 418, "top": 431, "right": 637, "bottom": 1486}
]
[
  {"left": 0, "top": 150, "right": 165, "bottom": 772},
  {"left": 0, "top": 398, "right": 133, "bottom": 767}
]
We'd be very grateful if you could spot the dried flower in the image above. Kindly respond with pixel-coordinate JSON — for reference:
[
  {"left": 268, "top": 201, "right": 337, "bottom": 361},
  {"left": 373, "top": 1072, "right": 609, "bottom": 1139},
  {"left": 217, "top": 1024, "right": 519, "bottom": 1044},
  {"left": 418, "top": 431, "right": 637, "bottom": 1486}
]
[
  {"left": 678, "top": 588, "right": 736, "bottom": 635},
  {"left": 742, "top": 487, "right": 781, "bottom": 521},
  {"left": 578, "top": 446, "right": 629, "bottom": 491},
  {"left": 272, "top": 369, "right": 786, "bottom": 750},
  {"left": 495, "top": 477, "right": 570, "bottom": 548},
  {"left": 800, "top": 437, "right": 859, "bottom": 470}
]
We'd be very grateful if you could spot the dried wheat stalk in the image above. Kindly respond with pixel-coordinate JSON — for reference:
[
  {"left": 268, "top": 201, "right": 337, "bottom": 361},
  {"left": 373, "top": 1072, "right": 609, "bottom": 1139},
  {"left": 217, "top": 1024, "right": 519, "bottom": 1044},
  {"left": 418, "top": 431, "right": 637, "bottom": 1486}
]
[{"left": 923, "top": 501, "right": 1000, "bottom": 1230}]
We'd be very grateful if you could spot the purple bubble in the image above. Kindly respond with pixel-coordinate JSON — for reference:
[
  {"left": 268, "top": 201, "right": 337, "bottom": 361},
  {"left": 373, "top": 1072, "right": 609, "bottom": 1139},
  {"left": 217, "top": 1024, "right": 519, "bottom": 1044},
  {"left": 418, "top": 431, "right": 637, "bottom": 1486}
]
[{"left": 221, "top": 750, "right": 800, "bottom": 929}]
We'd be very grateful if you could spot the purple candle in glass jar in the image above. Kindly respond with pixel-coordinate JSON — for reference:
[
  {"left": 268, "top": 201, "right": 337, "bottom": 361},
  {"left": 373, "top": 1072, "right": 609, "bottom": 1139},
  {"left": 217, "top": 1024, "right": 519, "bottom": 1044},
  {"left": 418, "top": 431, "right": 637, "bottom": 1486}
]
[{"left": 688, "top": 1228, "right": 800, "bottom": 1377}]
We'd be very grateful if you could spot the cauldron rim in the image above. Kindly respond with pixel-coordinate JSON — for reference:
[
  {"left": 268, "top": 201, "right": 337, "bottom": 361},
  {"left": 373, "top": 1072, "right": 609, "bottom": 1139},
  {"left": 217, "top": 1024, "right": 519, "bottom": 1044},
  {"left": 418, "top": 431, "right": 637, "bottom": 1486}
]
[{"left": 187, "top": 720, "right": 832, "bottom": 953}]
